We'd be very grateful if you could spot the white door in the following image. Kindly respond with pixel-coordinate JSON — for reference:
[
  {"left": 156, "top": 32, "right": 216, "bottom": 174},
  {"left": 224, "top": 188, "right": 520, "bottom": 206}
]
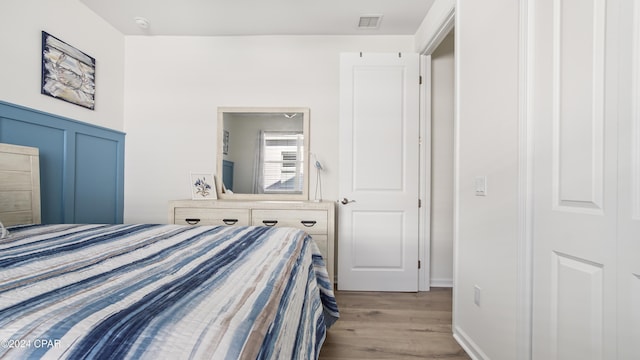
[
  {"left": 338, "top": 52, "right": 420, "bottom": 291},
  {"left": 619, "top": 1, "right": 640, "bottom": 358},
  {"left": 530, "top": 1, "right": 621, "bottom": 359}
]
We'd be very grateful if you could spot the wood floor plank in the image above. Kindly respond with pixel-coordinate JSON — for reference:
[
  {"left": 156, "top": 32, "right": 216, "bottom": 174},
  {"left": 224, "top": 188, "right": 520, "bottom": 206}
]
[{"left": 319, "top": 288, "right": 470, "bottom": 360}]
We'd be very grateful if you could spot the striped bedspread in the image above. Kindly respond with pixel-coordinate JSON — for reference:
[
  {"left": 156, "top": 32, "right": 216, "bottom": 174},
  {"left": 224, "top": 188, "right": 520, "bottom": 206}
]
[{"left": 0, "top": 224, "right": 339, "bottom": 359}]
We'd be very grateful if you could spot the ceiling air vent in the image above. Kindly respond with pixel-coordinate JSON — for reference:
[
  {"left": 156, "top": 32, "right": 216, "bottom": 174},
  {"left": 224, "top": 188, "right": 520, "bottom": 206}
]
[{"left": 358, "top": 15, "right": 383, "bottom": 30}]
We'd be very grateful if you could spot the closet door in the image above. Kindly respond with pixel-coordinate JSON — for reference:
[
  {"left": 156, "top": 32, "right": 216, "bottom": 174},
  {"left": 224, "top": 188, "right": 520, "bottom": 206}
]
[
  {"left": 617, "top": 0, "right": 640, "bottom": 358},
  {"left": 530, "top": 1, "right": 622, "bottom": 359},
  {"left": 338, "top": 52, "right": 420, "bottom": 291}
]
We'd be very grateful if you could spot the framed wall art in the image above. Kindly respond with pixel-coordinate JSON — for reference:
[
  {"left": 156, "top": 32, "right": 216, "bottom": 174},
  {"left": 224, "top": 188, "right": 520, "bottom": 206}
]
[
  {"left": 190, "top": 172, "right": 217, "bottom": 200},
  {"left": 223, "top": 130, "right": 230, "bottom": 155},
  {"left": 41, "top": 31, "right": 96, "bottom": 110}
]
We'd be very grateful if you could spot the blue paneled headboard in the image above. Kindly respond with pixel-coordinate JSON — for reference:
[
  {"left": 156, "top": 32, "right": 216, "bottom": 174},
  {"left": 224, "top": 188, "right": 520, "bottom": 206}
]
[{"left": 0, "top": 101, "right": 125, "bottom": 224}]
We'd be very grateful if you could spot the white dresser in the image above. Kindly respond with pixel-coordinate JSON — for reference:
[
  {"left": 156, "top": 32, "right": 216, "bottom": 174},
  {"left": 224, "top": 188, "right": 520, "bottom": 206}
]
[{"left": 168, "top": 199, "right": 335, "bottom": 282}]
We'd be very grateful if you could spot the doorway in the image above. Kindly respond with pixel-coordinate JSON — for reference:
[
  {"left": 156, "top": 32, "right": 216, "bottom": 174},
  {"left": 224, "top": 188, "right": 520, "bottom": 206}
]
[{"left": 428, "top": 30, "right": 455, "bottom": 288}]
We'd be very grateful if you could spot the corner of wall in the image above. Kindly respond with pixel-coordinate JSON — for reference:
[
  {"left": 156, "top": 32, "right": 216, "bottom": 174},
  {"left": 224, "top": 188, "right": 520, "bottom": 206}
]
[{"left": 414, "top": 0, "right": 455, "bottom": 53}]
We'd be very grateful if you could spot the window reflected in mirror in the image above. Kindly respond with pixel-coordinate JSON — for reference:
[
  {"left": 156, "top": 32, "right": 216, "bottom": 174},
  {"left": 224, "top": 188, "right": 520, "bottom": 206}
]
[{"left": 261, "top": 131, "right": 304, "bottom": 193}]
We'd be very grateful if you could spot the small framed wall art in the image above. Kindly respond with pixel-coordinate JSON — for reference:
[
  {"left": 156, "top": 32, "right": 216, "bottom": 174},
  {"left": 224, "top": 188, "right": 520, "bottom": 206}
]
[
  {"left": 41, "top": 31, "right": 96, "bottom": 110},
  {"left": 190, "top": 172, "right": 217, "bottom": 200},
  {"left": 223, "top": 130, "right": 230, "bottom": 155}
]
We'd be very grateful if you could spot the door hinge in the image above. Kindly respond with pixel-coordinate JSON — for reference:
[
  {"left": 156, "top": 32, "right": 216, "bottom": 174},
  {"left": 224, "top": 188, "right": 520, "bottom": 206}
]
[
  {"left": 418, "top": 260, "right": 421, "bottom": 269},
  {"left": 419, "top": 75, "right": 423, "bottom": 85},
  {"left": 418, "top": 199, "right": 422, "bottom": 208}
]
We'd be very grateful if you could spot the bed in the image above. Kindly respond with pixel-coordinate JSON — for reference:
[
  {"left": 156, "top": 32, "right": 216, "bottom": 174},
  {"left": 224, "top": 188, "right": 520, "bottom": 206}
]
[{"left": 0, "top": 143, "right": 339, "bottom": 359}]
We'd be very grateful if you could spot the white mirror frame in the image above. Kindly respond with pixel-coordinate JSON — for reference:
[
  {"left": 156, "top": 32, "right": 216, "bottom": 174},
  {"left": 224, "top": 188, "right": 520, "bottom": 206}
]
[{"left": 216, "top": 107, "right": 310, "bottom": 201}]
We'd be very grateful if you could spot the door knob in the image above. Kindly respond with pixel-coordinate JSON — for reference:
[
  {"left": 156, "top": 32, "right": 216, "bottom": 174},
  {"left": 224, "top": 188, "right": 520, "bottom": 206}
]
[{"left": 341, "top": 198, "right": 356, "bottom": 205}]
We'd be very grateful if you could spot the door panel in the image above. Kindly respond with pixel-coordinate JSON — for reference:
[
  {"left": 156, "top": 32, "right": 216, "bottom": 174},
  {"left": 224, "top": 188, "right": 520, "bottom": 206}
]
[
  {"left": 553, "top": 0, "right": 605, "bottom": 212},
  {"left": 550, "top": 253, "right": 604, "bottom": 360},
  {"left": 338, "top": 52, "right": 420, "bottom": 291},
  {"left": 531, "top": 1, "right": 618, "bottom": 359},
  {"left": 352, "top": 66, "right": 406, "bottom": 191},
  {"left": 352, "top": 211, "right": 404, "bottom": 268}
]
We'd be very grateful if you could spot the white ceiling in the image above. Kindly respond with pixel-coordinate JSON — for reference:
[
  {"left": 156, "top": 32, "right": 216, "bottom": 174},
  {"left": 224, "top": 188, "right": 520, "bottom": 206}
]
[{"left": 79, "top": 0, "right": 435, "bottom": 36}]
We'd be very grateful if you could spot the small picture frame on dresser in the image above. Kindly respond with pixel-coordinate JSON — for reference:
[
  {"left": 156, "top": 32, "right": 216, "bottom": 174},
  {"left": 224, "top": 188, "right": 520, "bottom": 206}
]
[{"left": 190, "top": 172, "right": 217, "bottom": 200}]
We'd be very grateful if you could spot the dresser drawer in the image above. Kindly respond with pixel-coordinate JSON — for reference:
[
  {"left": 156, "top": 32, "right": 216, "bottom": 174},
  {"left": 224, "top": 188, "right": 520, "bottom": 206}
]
[
  {"left": 251, "top": 209, "right": 327, "bottom": 235},
  {"left": 174, "top": 208, "right": 250, "bottom": 226},
  {"left": 169, "top": 199, "right": 335, "bottom": 284}
]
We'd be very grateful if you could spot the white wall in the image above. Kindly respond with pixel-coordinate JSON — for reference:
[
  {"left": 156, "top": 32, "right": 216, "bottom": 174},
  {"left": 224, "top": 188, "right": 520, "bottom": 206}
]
[
  {"left": 418, "top": 0, "right": 523, "bottom": 358},
  {"left": 0, "top": 0, "right": 125, "bottom": 131},
  {"left": 430, "top": 31, "right": 455, "bottom": 287},
  {"left": 453, "top": 0, "right": 520, "bottom": 359},
  {"left": 123, "top": 35, "right": 415, "bottom": 223}
]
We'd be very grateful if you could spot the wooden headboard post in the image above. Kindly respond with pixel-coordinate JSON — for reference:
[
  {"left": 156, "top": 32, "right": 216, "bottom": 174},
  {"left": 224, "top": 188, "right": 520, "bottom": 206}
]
[{"left": 0, "top": 143, "right": 41, "bottom": 226}]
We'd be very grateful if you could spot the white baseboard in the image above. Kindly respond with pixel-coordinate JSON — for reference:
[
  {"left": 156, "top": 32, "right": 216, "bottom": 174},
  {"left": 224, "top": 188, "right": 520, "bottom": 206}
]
[
  {"left": 453, "top": 325, "right": 489, "bottom": 360},
  {"left": 429, "top": 278, "right": 454, "bottom": 287}
]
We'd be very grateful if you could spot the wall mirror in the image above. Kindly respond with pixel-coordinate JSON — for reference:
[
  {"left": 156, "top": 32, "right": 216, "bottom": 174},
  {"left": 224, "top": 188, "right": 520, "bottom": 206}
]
[{"left": 216, "top": 107, "right": 310, "bottom": 200}]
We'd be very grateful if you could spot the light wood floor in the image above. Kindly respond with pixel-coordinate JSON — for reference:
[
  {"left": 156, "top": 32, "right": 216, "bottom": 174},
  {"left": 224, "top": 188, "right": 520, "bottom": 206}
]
[{"left": 319, "top": 288, "right": 470, "bottom": 360}]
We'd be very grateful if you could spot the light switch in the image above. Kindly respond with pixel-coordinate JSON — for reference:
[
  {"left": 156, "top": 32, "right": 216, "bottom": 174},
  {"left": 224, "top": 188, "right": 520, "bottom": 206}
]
[{"left": 474, "top": 176, "right": 487, "bottom": 196}]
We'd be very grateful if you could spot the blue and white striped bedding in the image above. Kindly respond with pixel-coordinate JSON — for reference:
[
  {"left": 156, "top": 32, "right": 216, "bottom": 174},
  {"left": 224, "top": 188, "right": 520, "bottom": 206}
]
[{"left": 0, "top": 224, "right": 339, "bottom": 359}]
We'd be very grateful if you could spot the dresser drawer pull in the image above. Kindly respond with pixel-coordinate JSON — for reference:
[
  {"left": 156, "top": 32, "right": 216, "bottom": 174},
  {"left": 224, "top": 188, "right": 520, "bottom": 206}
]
[
  {"left": 185, "top": 218, "right": 201, "bottom": 225},
  {"left": 262, "top": 220, "right": 278, "bottom": 227},
  {"left": 222, "top": 219, "right": 239, "bottom": 225},
  {"left": 300, "top": 220, "right": 317, "bottom": 227}
]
